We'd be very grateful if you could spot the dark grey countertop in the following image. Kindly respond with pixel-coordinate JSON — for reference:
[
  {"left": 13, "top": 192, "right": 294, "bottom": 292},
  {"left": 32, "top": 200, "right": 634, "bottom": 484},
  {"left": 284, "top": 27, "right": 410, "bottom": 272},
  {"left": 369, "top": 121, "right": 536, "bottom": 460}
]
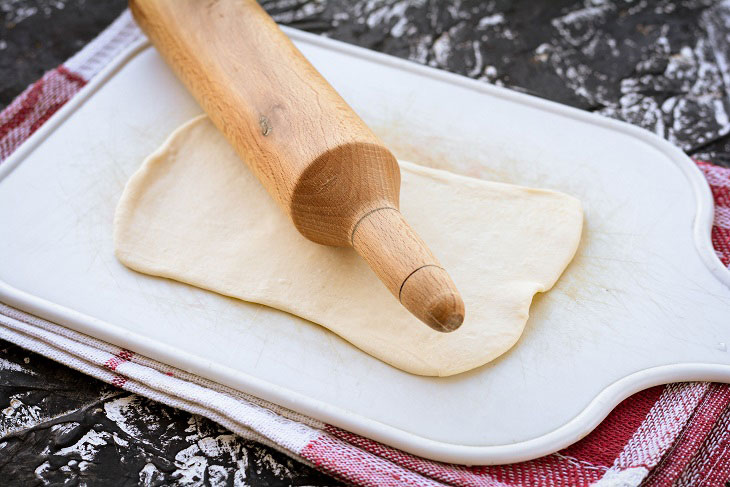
[{"left": 2, "top": 1, "right": 730, "bottom": 485}]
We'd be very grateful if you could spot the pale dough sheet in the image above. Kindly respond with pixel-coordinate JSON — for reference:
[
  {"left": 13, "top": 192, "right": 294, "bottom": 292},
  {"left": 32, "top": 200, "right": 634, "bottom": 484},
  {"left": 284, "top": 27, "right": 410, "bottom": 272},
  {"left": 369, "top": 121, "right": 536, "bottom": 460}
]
[{"left": 114, "top": 116, "right": 583, "bottom": 376}]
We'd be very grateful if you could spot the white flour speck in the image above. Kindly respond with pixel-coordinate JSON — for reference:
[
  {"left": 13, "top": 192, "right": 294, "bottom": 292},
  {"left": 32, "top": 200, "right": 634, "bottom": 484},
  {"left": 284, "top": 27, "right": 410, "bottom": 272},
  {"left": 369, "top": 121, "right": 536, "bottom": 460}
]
[
  {"left": 207, "top": 465, "right": 229, "bottom": 486},
  {"left": 1, "top": 395, "right": 42, "bottom": 436},
  {"left": 432, "top": 31, "right": 452, "bottom": 67},
  {"left": 0, "top": 357, "right": 31, "bottom": 373},
  {"left": 478, "top": 13, "right": 505, "bottom": 28},
  {"left": 139, "top": 462, "right": 164, "bottom": 486},
  {"left": 56, "top": 429, "right": 111, "bottom": 461},
  {"left": 173, "top": 444, "right": 208, "bottom": 485},
  {"left": 103, "top": 395, "right": 144, "bottom": 437}
]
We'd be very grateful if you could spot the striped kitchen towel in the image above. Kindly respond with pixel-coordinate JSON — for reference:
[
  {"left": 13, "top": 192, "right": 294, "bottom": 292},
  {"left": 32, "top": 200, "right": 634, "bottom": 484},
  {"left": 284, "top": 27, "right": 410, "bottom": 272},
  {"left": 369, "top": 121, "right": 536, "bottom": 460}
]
[{"left": 1, "top": 10, "right": 729, "bottom": 487}]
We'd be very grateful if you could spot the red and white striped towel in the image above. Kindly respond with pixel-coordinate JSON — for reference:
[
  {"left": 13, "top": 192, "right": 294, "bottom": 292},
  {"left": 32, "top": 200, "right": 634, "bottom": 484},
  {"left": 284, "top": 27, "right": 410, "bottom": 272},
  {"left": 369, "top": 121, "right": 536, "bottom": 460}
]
[{"left": 1, "top": 11, "right": 729, "bottom": 487}]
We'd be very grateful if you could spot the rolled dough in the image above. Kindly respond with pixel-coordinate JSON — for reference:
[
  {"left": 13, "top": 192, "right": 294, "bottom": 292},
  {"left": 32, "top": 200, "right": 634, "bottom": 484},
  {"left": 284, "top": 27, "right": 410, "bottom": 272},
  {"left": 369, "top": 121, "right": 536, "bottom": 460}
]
[{"left": 114, "top": 116, "right": 583, "bottom": 377}]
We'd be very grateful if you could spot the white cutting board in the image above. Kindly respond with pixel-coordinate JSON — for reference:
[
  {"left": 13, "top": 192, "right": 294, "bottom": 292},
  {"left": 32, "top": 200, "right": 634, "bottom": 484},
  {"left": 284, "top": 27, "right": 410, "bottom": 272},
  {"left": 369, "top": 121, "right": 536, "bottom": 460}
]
[{"left": 1, "top": 29, "right": 729, "bottom": 465}]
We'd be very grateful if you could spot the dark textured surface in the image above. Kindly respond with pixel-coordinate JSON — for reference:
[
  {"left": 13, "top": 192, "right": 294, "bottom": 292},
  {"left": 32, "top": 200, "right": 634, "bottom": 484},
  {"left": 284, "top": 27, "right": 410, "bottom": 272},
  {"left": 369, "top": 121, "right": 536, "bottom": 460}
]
[
  {"left": 0, "top": 0, "right": 128, "bottom": 107},
  {"left": 0, "top": 341, "right": 338, "bottom": 486},
  {"left": 2, "top": 0, "right": 730, "bottom": 485},
  {"left": 261, "top": 0, "right": 730, "bottom": 166}
]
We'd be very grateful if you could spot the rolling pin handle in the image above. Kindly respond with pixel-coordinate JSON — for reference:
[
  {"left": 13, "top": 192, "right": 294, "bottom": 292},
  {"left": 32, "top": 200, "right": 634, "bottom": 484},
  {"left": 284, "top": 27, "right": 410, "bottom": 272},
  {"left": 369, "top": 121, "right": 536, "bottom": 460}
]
[{"left": 351, "top": 208, "right": 465, "bottom": 332}]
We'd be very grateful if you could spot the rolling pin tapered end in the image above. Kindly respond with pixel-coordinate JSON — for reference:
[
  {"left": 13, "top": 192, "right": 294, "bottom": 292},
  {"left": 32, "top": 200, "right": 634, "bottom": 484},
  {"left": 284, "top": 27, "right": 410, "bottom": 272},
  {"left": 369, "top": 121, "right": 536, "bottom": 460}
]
[
  {"left": 400, "top": 266, "right": 465, "bottom": 333},
  {"left": 426, "top": 294, "right": 465, "bottom": 332},
  {"left": 352, "top": 208, "right": 465, "bottom": 333}
]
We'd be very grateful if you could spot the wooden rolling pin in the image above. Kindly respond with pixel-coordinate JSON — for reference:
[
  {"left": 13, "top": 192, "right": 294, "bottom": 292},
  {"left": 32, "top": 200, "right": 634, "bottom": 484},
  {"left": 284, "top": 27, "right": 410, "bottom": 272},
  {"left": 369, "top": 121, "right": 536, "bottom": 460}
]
[{"left": 130, "top": 0, "right": 465, "bottom": 332}]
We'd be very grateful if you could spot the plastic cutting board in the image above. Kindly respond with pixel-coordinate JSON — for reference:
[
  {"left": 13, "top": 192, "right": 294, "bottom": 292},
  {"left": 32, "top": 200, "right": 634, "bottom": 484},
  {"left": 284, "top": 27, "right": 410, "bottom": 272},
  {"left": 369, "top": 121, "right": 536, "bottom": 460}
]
[{"left": 1, "top": 28, "right": 729, "bottom": 464}]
